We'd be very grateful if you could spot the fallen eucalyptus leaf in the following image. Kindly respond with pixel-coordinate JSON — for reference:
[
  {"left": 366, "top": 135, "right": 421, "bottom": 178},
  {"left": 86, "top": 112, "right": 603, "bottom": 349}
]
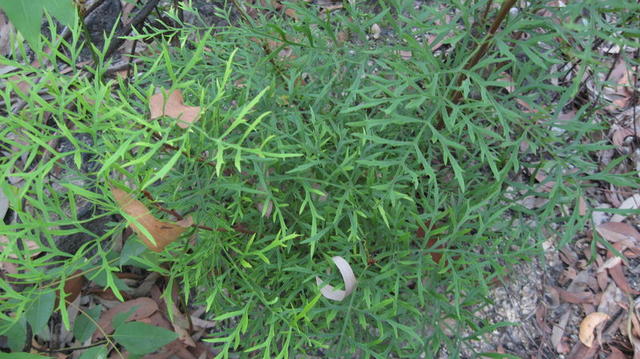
[
  {"left": 149, "top": 89, "right": 201, "bottom": 129},
  {"left": 596, "top": 222, "right": 640, "bottom": 244},
  {"left": 610, "top": 194, "right": 640, "bottom": 222},
  {"left": 111, "top": 187, "right": 193, "bottom": 252},
  {"left": 578, "top": 312, "right": 609, "bottom": 347}
]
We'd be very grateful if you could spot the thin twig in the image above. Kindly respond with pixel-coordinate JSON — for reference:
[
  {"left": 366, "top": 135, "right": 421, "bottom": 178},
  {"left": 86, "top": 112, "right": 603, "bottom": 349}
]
[
  {"left": 139, "top": 188, "right": 251, "bottom": 233},
  {"left": 632, "top": 48, "right": 639, "bottom": 139},
  {"left": 32, "top": 340, "right": 109, "bottom": 354},
  {"left": 449, "top": 0, "right": 518, "bottom": 106},
  {"left": 104, "top": 0, "right": 162, "bottom": 60},
  {"left": 142, "top": 189, "right": 185, "bottom": 220},
  {"left": 480, "top": 0, "right": 494, "bottom": 25}
]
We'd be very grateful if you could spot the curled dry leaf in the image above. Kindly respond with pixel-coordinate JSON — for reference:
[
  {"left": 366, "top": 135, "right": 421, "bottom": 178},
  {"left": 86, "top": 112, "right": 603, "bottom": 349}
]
[
  {"left": 605, "top": 60, "right": 637, "bottom": 109},
  {"left": 316, "top": 256, "right": 357, "bottom": 301},
  {"left": 0, "top": 12, "right": 14, "bottom": 57},
  {"left": 256, "top": 200, "right": 273, "bottom": 219},
  {"left": 111, "top": 187, "right": 193, "bottom": 252},
  {"left": 579, "top": 312, "right": 610, "bottom": 347},
  {"left": 191, "top": 315, "right": 216, "bottom": 329},
  {"left": 149, "top": 89, "right": 201, "bottom": 129},
  {"left": 611, "top": 127, "right": 635, "bottom": 150}
]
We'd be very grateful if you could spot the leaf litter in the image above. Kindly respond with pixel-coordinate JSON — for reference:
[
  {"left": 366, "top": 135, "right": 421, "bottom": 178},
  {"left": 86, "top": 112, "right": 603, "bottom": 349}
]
[
  {"left": 149, "top": 89, "right": 201, "bottom": 129},
  {"left": 111, "top": 186, "right": 193, "bottom": 252}
]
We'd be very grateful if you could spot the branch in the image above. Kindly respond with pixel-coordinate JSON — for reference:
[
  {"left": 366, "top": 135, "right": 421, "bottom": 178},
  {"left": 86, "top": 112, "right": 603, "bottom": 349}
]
[{"left": 104, "top": 0, "right": 162, "bottom": 59}]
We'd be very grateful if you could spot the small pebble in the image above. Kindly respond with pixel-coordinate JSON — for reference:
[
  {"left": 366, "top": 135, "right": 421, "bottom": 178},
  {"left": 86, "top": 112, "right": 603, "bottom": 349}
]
[{"left": 370, "top": 23, "right": 381, "bottom": 40}]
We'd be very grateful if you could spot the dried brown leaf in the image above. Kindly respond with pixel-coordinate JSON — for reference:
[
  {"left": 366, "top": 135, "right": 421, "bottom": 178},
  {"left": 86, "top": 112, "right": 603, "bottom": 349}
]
[
  {"left": 168, "top": 300, "right": 196, "bottom": 347},
  {"left": 608, "top": 263, "right": 640, "bottom": 294},
  {"left": 93, "top": 297, "right": 159, "bottom": 340},
  {"left": 61, "top": 271, "right": 85, "bottom": 304},
  {"left": 578, "top": 196, "right": 588, "bottom": 216},
  {"left": 579, "top": 312, "right": 610, "bottom": 347},
  {"left": 551, "top": 311, "right": 571, "bottom": 353},
  {"left": 190, "top": 315, "right": 216, "bottom": 329},
  {"left": 597, "top": 282, "right": 623, "bottom": 316},
  {"left": 149, "top": 89, "right": 201, "bottom": 129},
  {"left": 497, "top": 73, "right": 516, "bottom": 93},
  {"left": 632, "top": 334, "right": 640, "bottom": 359},
  {"left": 612, "top": 127, "right": 636, "bottom": 149},
  {"left": 597, "top": 222, "right": 640, "bottom": 243},
  {"left": 611, "top": 194, "right": 640, "bottom": 223},
  {"left": 416, "top": 221, "right": 445, "bottom": 263},
  {"left": 606, "top": 347, "right": 627, "bottom": 359},
  {"left": 597, "top": 270, "right": 609, "bottom": 291},
  {"left": 0, "top": 12, "right": 14, "bottom": 57},
  {"left": 598, "top": 256, "right": 623, "bottom": 273},
  {"left": 140, "top": 311, "right": 173, "bottom": 330},
  {"left": 111, "top": 187, "right": 192, "bottom": 252},
  {"left": 535, "top": 304, "right": 550, "bottom": 333},
  {"left": 555, "top": 287, "right": 596, "bottom": 304},
  {"left": 284, "top": 7, "right": 298, "bottom": 19},
  {"left": 567, "top": 342, "right": 598, "bottom": 359}
]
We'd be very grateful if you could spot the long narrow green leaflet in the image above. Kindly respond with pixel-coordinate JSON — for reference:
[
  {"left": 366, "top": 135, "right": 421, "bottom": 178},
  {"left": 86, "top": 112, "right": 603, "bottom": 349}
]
[{"left": 0, "top": 0, "right": 77, "bottom": 51}]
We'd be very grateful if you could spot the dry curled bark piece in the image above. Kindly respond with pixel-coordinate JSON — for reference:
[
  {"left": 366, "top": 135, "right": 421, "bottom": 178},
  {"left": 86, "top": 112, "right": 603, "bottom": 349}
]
[{"left": 316, "top": 256, "right": 357, "bottom": 301}]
